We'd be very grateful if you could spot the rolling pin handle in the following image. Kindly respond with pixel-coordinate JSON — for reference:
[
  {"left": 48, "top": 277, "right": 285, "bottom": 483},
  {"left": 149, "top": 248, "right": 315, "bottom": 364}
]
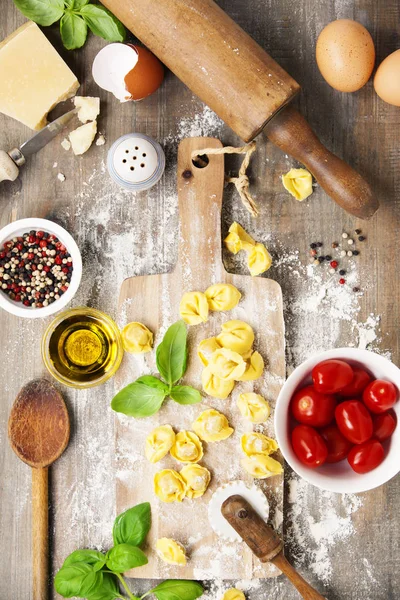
[
  {"left": 265, "top": 105, "right": 379, "bottom": 219},
  {"left": 0, "top": 150, "right": 20, "bottom": 183}
]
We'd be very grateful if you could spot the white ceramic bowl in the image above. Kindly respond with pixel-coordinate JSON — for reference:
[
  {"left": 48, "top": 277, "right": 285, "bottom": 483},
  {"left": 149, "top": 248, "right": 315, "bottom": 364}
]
[
  {"left": 0, "top": 218, "right": 82, "bottom": 319},
  {"left": 275, "top": 348, "right": 400, "bottom": 494}
]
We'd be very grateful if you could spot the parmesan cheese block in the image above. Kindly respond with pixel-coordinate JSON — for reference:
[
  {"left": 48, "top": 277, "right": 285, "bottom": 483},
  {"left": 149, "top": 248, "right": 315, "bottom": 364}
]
[{"left": 0, "top": 21, "right": 79, "bottom": 130}]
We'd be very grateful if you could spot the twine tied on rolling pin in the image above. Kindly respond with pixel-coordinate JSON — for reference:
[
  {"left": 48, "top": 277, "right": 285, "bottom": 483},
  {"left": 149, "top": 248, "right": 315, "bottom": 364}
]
[{"left": 191, "top": 141, "right": 259, "bottom": 217}]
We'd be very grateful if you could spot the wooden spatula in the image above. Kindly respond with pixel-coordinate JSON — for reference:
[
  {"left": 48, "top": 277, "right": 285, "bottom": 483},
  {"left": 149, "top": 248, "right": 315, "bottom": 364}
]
[
  {"left": 222, "top": 495, "right": 326, "bottom": 600},
  {"left": 8, "top": 379, "right": 70, "bottom": 600}
]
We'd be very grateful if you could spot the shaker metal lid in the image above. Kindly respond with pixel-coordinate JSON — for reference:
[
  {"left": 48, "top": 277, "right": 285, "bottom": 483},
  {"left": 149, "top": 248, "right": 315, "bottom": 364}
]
[{"left": 107, "top": 133, "right": 165, "bottom": 191}]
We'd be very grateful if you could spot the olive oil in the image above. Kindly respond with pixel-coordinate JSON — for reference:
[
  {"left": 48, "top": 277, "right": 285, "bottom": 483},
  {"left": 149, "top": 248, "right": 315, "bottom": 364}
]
[{"left": 43, "top": 308, "right": 123, "bottom": 388}]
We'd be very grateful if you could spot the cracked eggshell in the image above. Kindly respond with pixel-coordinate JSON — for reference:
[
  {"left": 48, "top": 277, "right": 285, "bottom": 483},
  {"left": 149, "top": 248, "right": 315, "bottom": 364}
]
[{"left": 92, "top": 42, "right": 164, "bottom": 102}]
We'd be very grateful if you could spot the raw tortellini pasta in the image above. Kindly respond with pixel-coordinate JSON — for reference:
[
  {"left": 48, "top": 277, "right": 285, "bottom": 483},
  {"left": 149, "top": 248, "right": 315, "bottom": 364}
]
[
  {"left": 197, "top": 337, "right": 221, "bottom": 367},
  {"left": 237, "top": 393, "right": 270, "bottom": 423},
  {"left": 202, "top": 367, "right": 235, "bottom": 400},
  {"left": 179, "top": 291, "right": 209, "bottom": 325},
  {"left": 217, "top": 320, "right": 255, "bottom": 355},
  {"left": 121, "top": 322, "right": 153, "bottom": 354},
  {"left": 224, "top": 222, "right": 272, "bottom": 276},
  {"left": 154, "top": 469, "right": 186, "bottom": 502},
  {"left": 241, "top": 454, "right": 283, "bottom": 479},
  {"left": 208, "top": 348, "right": 246, "bottom": 381},
  {"left": 145, "top": 425, "right": 176, "bottom": 463},
  {"left": 156, "top": 538, "right": 187, "bottom": 565},
  {"left": 205, "top": 283, "right": 241, "bottom": 312},
  {"left": 235, "top": 351, "right": 264, "bottom": 381},
  {"left": 247, "top": 243, "right": 272, "bottom": 277},
  {"left": 192, "top": 409, "right": 234, "bottom": 442},
  {"left": 221, "top": 589, "right": 246, "bottom": 600},
  {"left": 180, "top": 464, "right": 211, "bottom": 498},
  {"left": 170, "top": 430, "right": 204, "bottom": 463},
  {"left": 241, "top": 432, "right": 278, "bottom": 457},
  {"left": 224, "top": 222, "right": 255, "bottom": 254},
  {"left": 282, "top": 167, "right": 313, "bottom": 201}
]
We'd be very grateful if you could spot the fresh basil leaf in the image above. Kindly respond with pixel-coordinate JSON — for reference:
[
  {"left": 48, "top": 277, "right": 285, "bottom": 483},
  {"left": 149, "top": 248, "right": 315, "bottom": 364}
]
[
  {"left": 170, "top": 385, "right": 202, "bottom": 405},
  {"left": 136, "top": 375, "right": 169, "bottom": 393},
  {"left": 156, "top": 321, "right": 188, "bottom": 386},
  {"left": 13, "top": 0, "right": 64, "bottom": 26},
  {"left": 63, "top": 549, "right": 106, "bottom": 572},
  {"left": 60, "top": 11, "right": 87, "bottom": 50},
  {"left": 87, "top": 573, "right": 121, "bottom": 600},
  {"left": 106, "top": 544, "right": 148, "bottom": 573},
  {"left": 80, "top": 4, "right": 125, "bottom": 42},
  {"left": 66, "top": 0, "right": 89, "bottom": 8},
  {"left": 55, "top": 562, "right": 103, "bottom": 598},
  {"left": 144, "top": 580, "right": 204, "bottom": 600},
  {"left": 113, "top": 503, "right": 151, "bottom": 547},
  {"left": 111, "top": 379, "right": 167, "bottom": 417}
]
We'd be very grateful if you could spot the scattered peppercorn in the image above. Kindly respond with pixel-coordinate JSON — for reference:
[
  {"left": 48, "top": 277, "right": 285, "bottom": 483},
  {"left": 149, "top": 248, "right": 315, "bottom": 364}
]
[
  {"left": 347, "top": 239, "right": 354, "bottom": 245},
  {"left": 353, "top": 287, "right": 360, "bottom": 293},
  {"left": 310, "top": 243, "right": 317, "bottom": 249},
  {"left": 347, "top": 251, "right": 353, "bottom": 257},
  {"left": 317, "top": 256, "right": 325, "bottom": 262},
  {"left": 317, "top": 242, "right": 323, "bottom": 247},
  {"left": 310, "top": 249, "right": 317, "bottom": 256},
  {"left": 330, "top": 260, "right": 338, "bottom": 268},
  {"left": 355, "top": 229, "right": 361, "bottom": 235},
  {"left": 353, "top": 250, "right": 360, "bottom": 256},
  {"left": 342, "top": 232, "right": 348, "bottom": 239},
  {"left": 325, "top": 255, "right": 332, "bottom": 261},
  {"left": 339, "top": 278, "right": 346, "bottom": 285},
  {"left": 358, "top": 236, "right": 366, "bottom": 242},
  {"left": 339, "top": 269, "right": 346, "bottom": 276},
  {"left": 332, "top": 242, "right": 338, "bottom": 249}
]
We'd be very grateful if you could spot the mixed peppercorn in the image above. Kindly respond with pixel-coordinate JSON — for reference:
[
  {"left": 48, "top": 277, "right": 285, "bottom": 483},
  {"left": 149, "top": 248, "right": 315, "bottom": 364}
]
[
  {"left": 309, "top": 229, "right": 366, "bottom": 291},
  {"left": 0, "top": 230, "right": 73, "bottom": 308}
]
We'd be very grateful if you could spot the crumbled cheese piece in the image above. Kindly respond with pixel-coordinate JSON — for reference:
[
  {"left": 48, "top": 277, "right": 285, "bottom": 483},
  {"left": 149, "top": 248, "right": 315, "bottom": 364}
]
[
  {"left": 69, "top": 121, "right": 97, "bottom": 155},
  {"left": 74, "top": 96, "right": 100, "bottom": 123},
  {"left": 61, "top": 138, "right": 71, "bottom": 151},
  {"left": 52, "top": 162, "right": 58, "bottom": 168},
  {"left": 96, "top": 134, "right": 106, "bottom": 146},
  {"left": 57, "top": 172, "right": 66, "bottom": 182}
]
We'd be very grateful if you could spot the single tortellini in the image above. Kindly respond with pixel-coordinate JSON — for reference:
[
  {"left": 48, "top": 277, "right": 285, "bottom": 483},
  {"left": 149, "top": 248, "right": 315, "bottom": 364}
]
[
  {"left": 217, "top": 320, "right": 254, "bottom": 355},
  {"left": 202, "top": 367, "right": 235, "bottom": 400},
  {"left": 170, "top": 431, "right": 204, "bottom": 463},
  {"left": 221, "top": 589, "right": 246, "bottom": 600},
  {"left": 282, "top": 168, "right": 313, "bottom": 201},
  {"left": 121, "top": 322, "right": 153, "bottom": 354},
  {"left": 237, "top": 392, "right": 270, "bottom": 423},
  {"left": 224, "top": 222, "right": 255, "bottom": 254},
  {"left": 154, "top": 469, "right": 186, "bottom": 502},
  {"left": 179, "top": 291, "right": 209, "bottom": 325},
  {"left": 247, "top": 243, "right": 272, "bottom": 277},
  {"left": 241, "top": 432, "right": 278, "bottom": 457},
  {"left": 235, "top": 351, "right": 264, "bottom": 381},
  {"left": 198, "top": 337, "right": 221, "bottom": 367},
  {"left": 156, "top": 538, "right": 187, "bottom": 565},
  {"left": 205, "top": 283, "right": 241, "bottom": 312},
  {"left": 241, "top": 454, "right": 283, "bottom": 479},
  {"left": 180, "top": 464, "right": 211, "bottom": 498},
  {"left": 208, "top": 348, "right": 246, "bottom": 381},
  {"left": 145, "top": 425, "right": 176, "bottom": 463},
  {"left": 192, "top": 409, "right": 234, "bottom": 442}
]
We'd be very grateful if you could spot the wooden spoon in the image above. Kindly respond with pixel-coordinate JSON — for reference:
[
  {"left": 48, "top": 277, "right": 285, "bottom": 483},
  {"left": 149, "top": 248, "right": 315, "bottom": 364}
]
[
  {"left": 8, "top": 379, "right": 70, "bottom": 600},
  {"left": 222, "top": 495, "right": 326, "bottom": 600}
]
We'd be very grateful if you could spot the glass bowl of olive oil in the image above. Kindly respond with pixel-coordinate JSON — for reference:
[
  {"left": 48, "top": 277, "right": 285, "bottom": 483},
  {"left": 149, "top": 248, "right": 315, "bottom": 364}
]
[{"left": 42, "top": 307, "right": 124, "bottom": 388}]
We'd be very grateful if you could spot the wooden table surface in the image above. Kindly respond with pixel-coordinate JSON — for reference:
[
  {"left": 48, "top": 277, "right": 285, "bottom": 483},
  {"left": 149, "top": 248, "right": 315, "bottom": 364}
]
[{"left": 1, "top": 1, "right": 399, "bottom": 599}]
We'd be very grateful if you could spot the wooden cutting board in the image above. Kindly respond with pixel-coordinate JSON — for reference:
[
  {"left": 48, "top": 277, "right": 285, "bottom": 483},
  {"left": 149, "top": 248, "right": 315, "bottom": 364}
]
[{"left": 115, "top": 137, "right": 285, "bottom": 580}]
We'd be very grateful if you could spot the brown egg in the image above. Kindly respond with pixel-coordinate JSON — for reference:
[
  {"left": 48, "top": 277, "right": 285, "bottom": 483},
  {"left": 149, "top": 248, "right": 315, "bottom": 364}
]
[
  {"left": 316, "top": 19, "right": 375, "bottom": 92},
  {"left": 125, "top": 45, "right": 164, "bottom": 101},
  {"left": 374, "top": 49, "right": 400, "bottom": 106}
]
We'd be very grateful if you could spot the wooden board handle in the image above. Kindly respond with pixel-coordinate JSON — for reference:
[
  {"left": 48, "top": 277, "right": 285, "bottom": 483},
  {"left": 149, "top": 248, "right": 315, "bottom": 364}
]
[
  {"left": 222, "top": 495, "right": 326, "bottom": 600},
  {"left": 32, "top": 467, "right": 49, "bottom": 600},
  {"left": 265, "top": 106, "right": 378, "bottom": 219}
]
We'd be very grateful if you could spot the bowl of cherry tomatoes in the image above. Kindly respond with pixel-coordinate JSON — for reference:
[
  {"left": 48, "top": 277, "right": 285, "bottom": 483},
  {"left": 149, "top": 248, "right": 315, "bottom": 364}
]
[{"left": 274, "top": 348, "right": 400, "bottom": 493}]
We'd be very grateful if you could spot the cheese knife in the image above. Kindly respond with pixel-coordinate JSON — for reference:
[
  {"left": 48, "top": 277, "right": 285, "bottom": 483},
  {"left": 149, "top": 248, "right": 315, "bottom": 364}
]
[{"left": 0, "top": 109, "right": 76, "bottom": 183}]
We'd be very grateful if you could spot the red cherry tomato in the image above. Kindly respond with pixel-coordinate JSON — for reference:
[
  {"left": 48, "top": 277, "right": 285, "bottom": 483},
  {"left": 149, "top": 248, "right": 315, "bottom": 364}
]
[
  {"left": 362, "top": 379, "right": 398, "bottom": 414},
  {"left": 372, "top": 410, "right": 397, "bottom": 442},
  {"left": 290, "top": 385, "right": 336, "bottom": 427},
  {"left": 339, "top": 367, "right": 372, "bottom": 398},
  {"left": 335, "top": 400, "right": 373, "bottom": 444},
  {"left": 291, "top": 425, "right": 328, "bottom": 468},
  {"left": 347, "top": 439, "right": 385, "bottom": 474},
  {"left": 312, "top": 360, "right": 354, "bottom": 394},
  {"left": 319, "top": 424, "right": 353, "bottom": 463}
]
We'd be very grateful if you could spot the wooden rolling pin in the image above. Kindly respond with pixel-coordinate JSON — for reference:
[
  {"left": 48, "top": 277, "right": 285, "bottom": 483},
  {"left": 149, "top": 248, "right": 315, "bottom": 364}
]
[
  {"left": 222, "top": 495, "right": 326, "bottom": 600},
  {"left": 100, "top": 0, "right": 378, "bottom": 219}
]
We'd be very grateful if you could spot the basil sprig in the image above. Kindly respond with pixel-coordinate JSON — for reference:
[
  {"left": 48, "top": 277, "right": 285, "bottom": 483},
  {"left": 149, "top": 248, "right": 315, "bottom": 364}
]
[
  {"left": 13, "top": 0, "right": 125, "bottom": 50},
  {"left": 55, "top": 502, "right": 203, "bottom": 600},
  {"left": 112, "top": 321, "right": 202, "bottom": 418}
]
